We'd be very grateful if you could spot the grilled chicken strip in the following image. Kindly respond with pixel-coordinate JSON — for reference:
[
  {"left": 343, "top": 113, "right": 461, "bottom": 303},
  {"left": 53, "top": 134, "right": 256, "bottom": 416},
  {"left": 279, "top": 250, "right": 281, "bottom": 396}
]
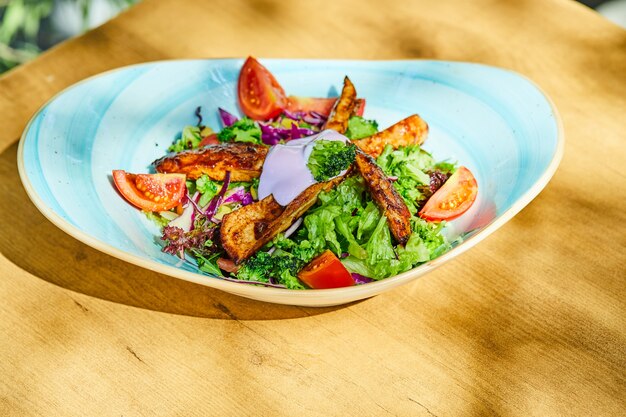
[
  {"left": 219, "top": 195, "right": 284, "bottom": 264},
  {"left": 221, "top": 175, "right": 346, "bottom": 264},
  {"left": 323, "top": 76, "right": 357, "bottom": 134},
  {"left": 353, "top": 114, "right": 429, "bottom": 158},
  {"left": 153, "top": 143, "right": 268, "bottom": 181},
  {"left": 355, "top": 150, "right": 412, "bottom": 245}
]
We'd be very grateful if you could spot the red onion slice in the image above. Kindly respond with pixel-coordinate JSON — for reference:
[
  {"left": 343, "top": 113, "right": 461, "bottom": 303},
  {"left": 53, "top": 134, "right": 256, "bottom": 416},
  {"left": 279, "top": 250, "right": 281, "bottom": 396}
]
[
  {"left": 169, "top": 192, "right": 200, "bottom": 232},
  {"left": 204, "top": 171, "right": 231, "bottom": 220},
  {"left": 218, "top": 108, "right": 238, "bottom": 127}
]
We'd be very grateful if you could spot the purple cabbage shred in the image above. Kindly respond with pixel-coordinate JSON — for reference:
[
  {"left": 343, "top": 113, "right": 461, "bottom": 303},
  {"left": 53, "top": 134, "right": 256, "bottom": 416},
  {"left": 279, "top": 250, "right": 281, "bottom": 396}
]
[
  {"left": 221, "top": 186, "right": 254, "bottom": 206},
  {"left": 351, "top": 273, "right": 374, "bottom": 285},
  {"left": 259, "top": 112, "right": 324, "bottom": 144},
  {"left": 218, "top": 108, "right": 239, "bottom": 127}
]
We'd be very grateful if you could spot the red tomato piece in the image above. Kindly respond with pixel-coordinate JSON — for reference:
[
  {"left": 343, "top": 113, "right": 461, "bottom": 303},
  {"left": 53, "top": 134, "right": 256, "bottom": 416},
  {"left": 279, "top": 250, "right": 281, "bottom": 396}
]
[
  {"left": 238, "top": 56, "right": 287, "bottom": 120},
  {"left": 419, "top": 166, "right": 478, "bottom": 221},
  {"left": 286, "top": 96, "right": 366, "bottom": 117},
  {"left": 112, "top": 170, "right": 186, "bottom": 212},
  {"left": 286, "top": 96, "right": 336, "bottom": 115},
  {"left": 217, "top": 257, "right": 240, "bottom": 274},
  {"left": 198, "top": 133, "right": 219, "bottom": 147},
  {"left": 297, "top": 250, "right": 355, "bottom": 289},
  {"left": 353, "top": 98, "right": 366, "bottom": 117}
]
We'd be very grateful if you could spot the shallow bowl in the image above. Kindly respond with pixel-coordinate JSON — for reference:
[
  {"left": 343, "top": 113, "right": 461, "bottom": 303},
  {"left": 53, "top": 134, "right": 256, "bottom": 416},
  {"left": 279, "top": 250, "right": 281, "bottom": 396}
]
[{"left": 18, "top": 59, "right": 563, "bottom": 306}]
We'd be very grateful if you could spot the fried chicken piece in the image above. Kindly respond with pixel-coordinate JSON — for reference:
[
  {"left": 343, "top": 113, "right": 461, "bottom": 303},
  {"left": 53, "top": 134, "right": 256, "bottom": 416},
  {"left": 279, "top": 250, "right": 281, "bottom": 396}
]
[
  {"left": 220, "top": 175, "right": 346, "bottom": 264},
  {"left": 153, "top": 143, "right": 268, "bottom": 181},
  {"left": 354, "top": 150, "right": 412, "bottom": 245},
  {"left": 352, "top": 114, "right": 429, "bottom": 158},
  {"left": 324, "top": 77, "right": 357, "bottom": 134}
]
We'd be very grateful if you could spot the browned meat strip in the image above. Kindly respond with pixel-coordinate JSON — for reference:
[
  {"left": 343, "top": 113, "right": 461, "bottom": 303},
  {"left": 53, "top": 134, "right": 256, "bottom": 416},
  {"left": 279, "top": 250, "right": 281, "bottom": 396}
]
[
  {"left": 352, "top": 114, "right": 429, "bottom": 158},
  {"left": 220, "top": 175, "right": 346, "bottom": 264},
  {"left": 219, "top": 195, "right": 284, "bottom": 264},
  {"left": 355, "top": 150, "right": 412, "bottom": 245},
  {"left": 153, "top": 143, "right": 268, "bottom": 181},
  {"left": 324, "top": 77, "right": 357, "bottom": 134}
]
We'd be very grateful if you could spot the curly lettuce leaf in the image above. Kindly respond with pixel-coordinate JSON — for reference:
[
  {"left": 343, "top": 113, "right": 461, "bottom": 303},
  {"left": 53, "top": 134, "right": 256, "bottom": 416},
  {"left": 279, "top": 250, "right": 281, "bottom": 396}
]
[{"left": 217, "top": 117, "right": 262, "bottom": 144}]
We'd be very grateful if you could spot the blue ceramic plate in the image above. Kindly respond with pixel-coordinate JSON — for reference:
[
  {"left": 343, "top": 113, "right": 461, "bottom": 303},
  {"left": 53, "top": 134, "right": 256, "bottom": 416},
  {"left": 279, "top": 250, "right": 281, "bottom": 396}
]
[{"left": 18, "top": 59, "right": 563, "bottom": 306}]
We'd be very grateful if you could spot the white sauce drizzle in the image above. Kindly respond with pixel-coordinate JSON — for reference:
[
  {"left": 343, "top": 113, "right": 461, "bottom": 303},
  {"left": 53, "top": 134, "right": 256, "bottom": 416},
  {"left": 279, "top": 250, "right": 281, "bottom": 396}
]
[{"left": 258, "top": 129, "right": 349, "bottom": 206}]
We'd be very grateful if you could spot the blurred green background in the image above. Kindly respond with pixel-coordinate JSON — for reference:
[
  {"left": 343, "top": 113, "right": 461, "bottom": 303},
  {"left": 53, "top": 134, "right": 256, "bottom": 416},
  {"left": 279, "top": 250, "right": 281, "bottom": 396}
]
[{"left": 0, "top": 0, "right": 139, "bottom": 74}]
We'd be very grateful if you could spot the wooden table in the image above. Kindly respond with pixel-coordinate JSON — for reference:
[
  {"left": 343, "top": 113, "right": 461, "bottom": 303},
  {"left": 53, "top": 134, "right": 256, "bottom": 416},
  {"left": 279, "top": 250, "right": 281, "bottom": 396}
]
[{"left": 1, "top": 0, "right": 624, "bottom": 415}]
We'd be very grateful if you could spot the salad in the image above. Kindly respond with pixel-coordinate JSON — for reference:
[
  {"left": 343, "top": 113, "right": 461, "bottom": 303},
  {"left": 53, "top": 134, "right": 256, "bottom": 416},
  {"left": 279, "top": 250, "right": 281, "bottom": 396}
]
[{"left": 111, "top": 57, "right": 478, "bottom": 290}]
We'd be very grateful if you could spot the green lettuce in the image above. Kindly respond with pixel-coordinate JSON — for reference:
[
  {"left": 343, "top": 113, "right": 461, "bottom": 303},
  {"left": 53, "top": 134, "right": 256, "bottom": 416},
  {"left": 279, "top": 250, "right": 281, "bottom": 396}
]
[
  {"left": 345, "top": 116, "right": 378, "bottom": 139},
  {"left": 238, "top": 145, "right": 453, "bottom": 284},
  {"left": 217, "top": 117, "right": 262, "bottom": 144},
  {"left": 377, "top": 144, "right": 435, "bottom": 214},
  {"left": 168, "top": 126, "right": 203, "bottom": 152},
  {"left": 195, "top": 175, "right": 220, "bottom": 206}
]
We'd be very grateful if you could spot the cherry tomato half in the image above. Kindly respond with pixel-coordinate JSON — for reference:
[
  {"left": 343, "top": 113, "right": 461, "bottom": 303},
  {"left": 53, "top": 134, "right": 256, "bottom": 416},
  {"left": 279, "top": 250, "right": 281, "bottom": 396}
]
[
  {"left": 112, "top": 170, "right": 186, "bottom": 212},
  {"left": 199, "top": 133, "right": 219, "bottom": 147},
  {"left": 298, "top": 250, "right": 355, "bottom": 289},
  {"left": 286, "top": 96, "right": 366, "bottom": 117},
  {"left": 238, "top": 56, "right": 287, "bottom": 120},
  {"left": 419, "top": 166, "right": 478, "bottom": 221}
]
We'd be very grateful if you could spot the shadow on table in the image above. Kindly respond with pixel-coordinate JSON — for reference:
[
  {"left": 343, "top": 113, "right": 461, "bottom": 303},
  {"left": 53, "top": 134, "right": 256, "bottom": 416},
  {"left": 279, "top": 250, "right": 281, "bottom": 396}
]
[{"left": 1, "top": 141, "right": 352, "bottom": 319}]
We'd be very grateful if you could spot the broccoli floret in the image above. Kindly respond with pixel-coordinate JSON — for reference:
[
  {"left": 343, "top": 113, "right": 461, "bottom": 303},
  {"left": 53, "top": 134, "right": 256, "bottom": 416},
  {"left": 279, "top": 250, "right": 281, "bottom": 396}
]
[
  {"left": 271, "top": 252, "right": 302, "bottom": 276},
  {"left": 345, "top": 116, "right": 378, "bottom": 140},
  {"left": 236, "top": 251, "right": 274, "bottom": 283},
  {"left": 272, "top": 254, "right": 306, "bottom": 289},
  {"left": 307, "top": 140, "right": 356, "bottom": 182},
  {"left": 272, "top": 234, "right": 317, "bottom": 264},
  {"left": 236, "top": 251, "right": 306, "bottom": 289},
  {"left": 217, "top": 117, "right": 262, "bottom": 144}
]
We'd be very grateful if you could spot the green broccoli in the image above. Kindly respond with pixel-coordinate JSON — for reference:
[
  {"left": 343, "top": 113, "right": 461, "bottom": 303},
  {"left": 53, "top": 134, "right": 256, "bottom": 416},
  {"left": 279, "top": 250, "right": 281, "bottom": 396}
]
[
  {"left": 270, "top": 253, "right": 305, "bottom": 289},
  {"left": 236, "top": 251, "right": 273, "bottom": 283},
  {"left": 217, "top": 117, "right": 262, "bottom": 144},
  {"left": 236, "top": 250, "right": 306, "bottom": 289},
  {"left": 307, "top": 140, "right": 356, "bottom": 182}
]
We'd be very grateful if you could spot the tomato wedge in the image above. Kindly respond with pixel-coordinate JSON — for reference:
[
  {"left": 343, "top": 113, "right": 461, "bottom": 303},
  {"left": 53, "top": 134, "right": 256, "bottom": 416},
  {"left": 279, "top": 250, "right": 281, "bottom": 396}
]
[
  {"left": 286, "top": 96, "right": 366, "bottom": 117},
  {"left": 238, "top": 56, "right": 287, "bottom": 120},
  {"left": 419, "top": 166, "right": 478, "bottom": 221},
  {"left": 298, "top": 250, "right": 355, "bottom": 289},
  {"left": 353, "top": 98, "right": 366, "bottom": 117},
  {"left": 112, "top": 170, "right": 186, "bottom": 212},
  {"left": 198, "top": 133, "right": 219, "bottom": 147},
  {"left": 286, "top": 96, "right": 335, "bottom": 115}
]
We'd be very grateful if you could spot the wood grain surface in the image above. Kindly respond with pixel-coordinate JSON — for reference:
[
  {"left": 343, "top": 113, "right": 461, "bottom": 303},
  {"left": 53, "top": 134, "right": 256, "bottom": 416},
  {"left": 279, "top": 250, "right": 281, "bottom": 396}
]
[{"left": 1, "top": 0, "right": 625, "bottom": 415}]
